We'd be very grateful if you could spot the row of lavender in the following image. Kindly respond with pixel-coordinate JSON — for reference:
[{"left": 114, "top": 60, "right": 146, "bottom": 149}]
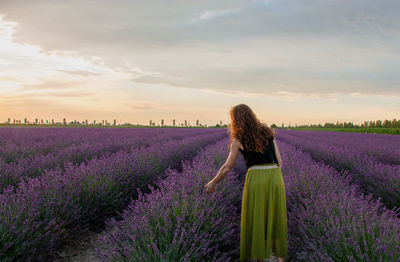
[
  {"left": 1, "top": 128, "right": 168, "bottom": 161},
  {"left": 0, "top": 128, "right": 220, "bottom": 192},
  {"left": 0, "top": 129, "right": 226, "bottom": 262},
  {"left": 281, "top": 129, "right": 400, "bottom": 165},
  {"left": 277, "top": 129, "right": 400, "bottom": 210},
  {"left": 0, "top": 128, "right": 220, "bottom": 163},
  {"left": 279, "top": 140, "right": 400, "bottom": 261},
  {"left": 94, "top": 138, "right": 247, "bottom": 261},
  {"left": 93, "top": 136, "right": 400, "bottom": 261}
]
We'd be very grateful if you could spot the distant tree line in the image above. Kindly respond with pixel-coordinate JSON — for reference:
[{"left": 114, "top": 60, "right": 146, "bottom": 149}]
[
  {"left": 295, "top": 119, "right": 400, "bottom": 128},
  {"left": 2, "top": 117, "right": 230, "bottom": 128}
]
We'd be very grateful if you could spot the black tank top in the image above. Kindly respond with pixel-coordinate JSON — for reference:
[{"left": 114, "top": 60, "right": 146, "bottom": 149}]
[{"left": 238, "top": 136, "right": 279, "bottom": 169}]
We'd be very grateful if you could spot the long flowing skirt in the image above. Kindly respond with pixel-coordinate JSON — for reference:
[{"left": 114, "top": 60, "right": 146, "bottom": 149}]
[{"left": 240, "top": 163, "right": 288, "bottom": 261}]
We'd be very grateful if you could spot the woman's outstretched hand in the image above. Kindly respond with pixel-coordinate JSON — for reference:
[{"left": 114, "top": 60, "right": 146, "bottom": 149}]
[{"left": 204, "top": 180, "right": 217, "bottom": 193}]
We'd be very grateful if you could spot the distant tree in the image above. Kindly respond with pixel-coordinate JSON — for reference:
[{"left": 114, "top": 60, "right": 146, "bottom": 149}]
[
  {"left": 393, "top": 118, "right": 399, "bottom": 128},
  {"left": 324, "top": 122, "right": 335, "bottom": 128},
  {"left": 383, "top": 119, "right": 391, "bottom": 128}
]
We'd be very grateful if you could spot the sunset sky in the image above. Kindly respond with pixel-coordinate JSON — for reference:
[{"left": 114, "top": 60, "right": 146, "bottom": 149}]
[{"left": 0, "top": 0, "right": 399, "bottom": 126}]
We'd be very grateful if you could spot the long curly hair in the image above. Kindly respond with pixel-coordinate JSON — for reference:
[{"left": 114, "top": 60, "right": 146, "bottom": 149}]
[{"left": 228, "top": 104, "right": 274, "bottom": 153}]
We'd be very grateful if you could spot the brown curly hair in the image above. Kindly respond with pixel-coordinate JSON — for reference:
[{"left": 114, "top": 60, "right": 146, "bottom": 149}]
[{"left": 228, "top": 104, "right": 274, "bottom": 153}]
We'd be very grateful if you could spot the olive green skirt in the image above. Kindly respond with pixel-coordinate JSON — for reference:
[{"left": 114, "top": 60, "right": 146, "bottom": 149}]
[{"left": 240, "top": 163, "right": 288, "bottom": 261}]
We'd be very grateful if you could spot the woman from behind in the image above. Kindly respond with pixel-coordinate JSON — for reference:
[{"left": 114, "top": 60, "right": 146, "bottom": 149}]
[{"left": 205, "top": 104, "right": 288, "bottom": 262}]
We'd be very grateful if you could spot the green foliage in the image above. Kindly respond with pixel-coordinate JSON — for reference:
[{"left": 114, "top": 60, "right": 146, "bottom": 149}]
[{"left": 290, "top": 127, "right": 400, "bottom": 135}]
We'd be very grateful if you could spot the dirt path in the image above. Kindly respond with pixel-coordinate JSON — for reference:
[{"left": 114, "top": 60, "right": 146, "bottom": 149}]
[
  {"left": 51, "top": 227, "right": 279, "bottom": 262},
  {"left": 51, "top": 229, "right": 103, "bottom": 262}
]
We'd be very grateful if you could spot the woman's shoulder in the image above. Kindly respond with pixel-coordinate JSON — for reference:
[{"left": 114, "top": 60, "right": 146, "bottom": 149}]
[{"left": 232, "top": 138, "right": 244, "bottom": 151}]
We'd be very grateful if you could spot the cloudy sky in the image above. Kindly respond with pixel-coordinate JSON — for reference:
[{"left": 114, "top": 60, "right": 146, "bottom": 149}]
[{"left": 0, "top": 0, "right": 399, "bottom": 126}]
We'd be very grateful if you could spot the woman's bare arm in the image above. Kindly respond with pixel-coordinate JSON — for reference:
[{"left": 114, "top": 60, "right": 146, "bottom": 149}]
[
  {"left": 273, "top": 139, "right": 283, "bottom": 167},
  {"left": 211, "top": 139, "right": 240, "bottom": 184}
]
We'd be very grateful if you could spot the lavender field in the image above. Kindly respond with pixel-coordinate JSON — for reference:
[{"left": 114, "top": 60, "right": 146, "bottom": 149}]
[
  {"left": 0, "top": 127, "right": 227, "bottom": 261},
  {"left": 1, "top": 128, "right": 400, "bottom": 261}
]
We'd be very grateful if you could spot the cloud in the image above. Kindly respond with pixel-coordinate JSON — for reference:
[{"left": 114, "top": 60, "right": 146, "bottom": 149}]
[
  {"left": 0, "top": 0, "right": 399, "bottom": 101},
  {"left": 191, "top": 9, "right": 237, "bottom": 22},
  {"left": 126, "top": 102, "right": 156, "bottom": 111},
  {"left": 0, "top": 76, "right": 18, "bottom": 82},
  {"left": 16, "top": 80, "right": 86, "bottom": 92},
  {"left": 56, "top": 70, "right": 99, "bottom": 77}
]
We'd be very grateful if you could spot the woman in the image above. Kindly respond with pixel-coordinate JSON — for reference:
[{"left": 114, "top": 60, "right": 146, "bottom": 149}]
[{"left": 204, "top": 104, "right": 288, "bottom": 262}]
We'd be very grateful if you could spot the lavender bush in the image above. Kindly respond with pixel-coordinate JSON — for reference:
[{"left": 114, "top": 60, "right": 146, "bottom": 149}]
[
  {"left": 94, "top": 138, "right": 247, "bottom": 262},
  {"left": 279, "top": 140, "right": 400, "bottom": 261},
  {"left": 279, "top": 129, "right": 400, "bottom": 165},
  {"left": 277, "top": 130, "right": 400, "bottom": 210}
]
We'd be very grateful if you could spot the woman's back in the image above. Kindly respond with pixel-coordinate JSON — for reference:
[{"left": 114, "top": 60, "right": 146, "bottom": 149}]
[{"left": 239, "top": 136, "right": 278, "bottom": 169}]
